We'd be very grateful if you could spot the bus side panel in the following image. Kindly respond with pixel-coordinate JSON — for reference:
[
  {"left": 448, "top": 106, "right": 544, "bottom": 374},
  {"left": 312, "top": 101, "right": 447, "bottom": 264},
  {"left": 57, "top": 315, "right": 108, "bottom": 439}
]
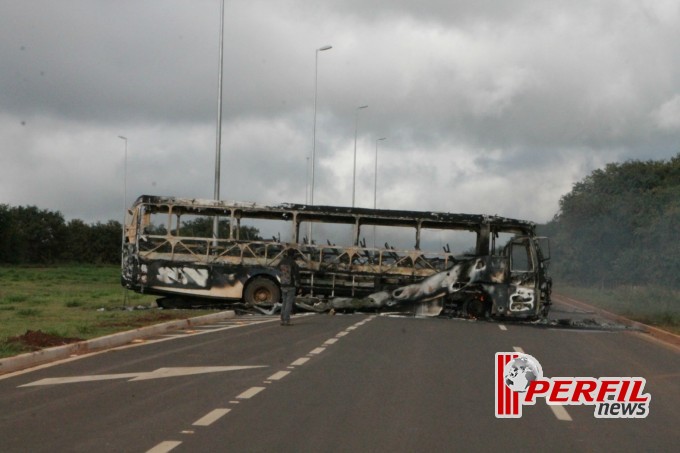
[{"left": 136, "top": 261, "right": 278, "bottom": 301}]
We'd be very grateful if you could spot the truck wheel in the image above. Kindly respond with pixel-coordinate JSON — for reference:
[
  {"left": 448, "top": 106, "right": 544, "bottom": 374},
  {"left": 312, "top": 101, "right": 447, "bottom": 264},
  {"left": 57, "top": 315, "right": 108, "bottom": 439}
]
[{"left": 243, "top": 277, "right": 280, "bottom": 307}]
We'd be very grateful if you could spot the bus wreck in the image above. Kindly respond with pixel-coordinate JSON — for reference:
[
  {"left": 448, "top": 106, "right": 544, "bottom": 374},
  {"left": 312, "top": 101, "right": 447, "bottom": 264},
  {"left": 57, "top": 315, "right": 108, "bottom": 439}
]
[{"left": 121, "top": 195, "right": 552, "bottom": 320}]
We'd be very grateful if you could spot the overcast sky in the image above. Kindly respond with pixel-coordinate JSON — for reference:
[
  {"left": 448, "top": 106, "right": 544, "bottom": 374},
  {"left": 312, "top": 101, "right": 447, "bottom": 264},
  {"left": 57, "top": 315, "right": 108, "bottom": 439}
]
[{"left": 2, "top": 0, "right": 679, "bottom": 226}]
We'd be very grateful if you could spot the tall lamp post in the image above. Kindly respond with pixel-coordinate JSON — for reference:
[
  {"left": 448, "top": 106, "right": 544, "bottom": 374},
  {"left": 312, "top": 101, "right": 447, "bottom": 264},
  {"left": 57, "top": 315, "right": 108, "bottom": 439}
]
[
  {"left": 310, "top": 45, "right": 332, "bottom": 207},
  {"left": 373, "top": 137, "right": 386, "bottom": 249},
  {"left": 117, "top": 135, "right": 128, "bottom": 245},
  {"left": 214, "top": 0, "right": 225, "bottom": 203},
  {"left": 118, "top": 135, "right": 129, "bottom": 306},
  {"left": 213, "top": 0, "right": 226, "bottom": 240},
  {"left": 309, "top": 45, "right": 332, "bottom": 245},
  {"left": 351, "top": 105, "right": 368, "bottom": 208},
  {"left": 373, "top": 137, "right": 386, "bottom": 210}
]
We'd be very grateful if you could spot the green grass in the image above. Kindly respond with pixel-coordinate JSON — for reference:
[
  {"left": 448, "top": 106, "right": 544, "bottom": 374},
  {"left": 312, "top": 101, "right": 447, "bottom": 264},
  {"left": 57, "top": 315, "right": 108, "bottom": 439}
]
[
  {"left": 556, "top": 284, "right": 680, "bottom": 334},
  {"left": 0, "top": 265, "right": 219, "bottom": 358}
]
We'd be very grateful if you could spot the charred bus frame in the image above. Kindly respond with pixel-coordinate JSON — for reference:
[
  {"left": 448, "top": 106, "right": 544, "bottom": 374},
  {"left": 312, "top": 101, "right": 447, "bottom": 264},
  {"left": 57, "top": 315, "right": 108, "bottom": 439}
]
[{"left": 121, "top": 195, "right": 552, "bottom": 319}]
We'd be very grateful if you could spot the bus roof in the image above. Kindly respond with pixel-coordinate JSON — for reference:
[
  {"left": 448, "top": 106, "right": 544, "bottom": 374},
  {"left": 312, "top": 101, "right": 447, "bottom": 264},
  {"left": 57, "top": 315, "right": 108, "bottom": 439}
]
[{"left": 132, "top": 194, "right": 536, "bottom": 233}]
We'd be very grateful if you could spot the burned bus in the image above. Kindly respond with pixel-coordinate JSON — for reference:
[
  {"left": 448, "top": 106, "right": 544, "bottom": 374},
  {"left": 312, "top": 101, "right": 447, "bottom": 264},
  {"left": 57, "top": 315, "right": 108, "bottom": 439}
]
[{"left": 121, "top": 195, "right": 552, "bottom": 319}]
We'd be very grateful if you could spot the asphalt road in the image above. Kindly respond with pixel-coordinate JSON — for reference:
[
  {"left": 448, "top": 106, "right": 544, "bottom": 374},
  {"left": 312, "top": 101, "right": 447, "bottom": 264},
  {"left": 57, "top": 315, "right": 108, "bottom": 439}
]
[{"left": 0, "top": 305, "right": 678, "bottom": 453}]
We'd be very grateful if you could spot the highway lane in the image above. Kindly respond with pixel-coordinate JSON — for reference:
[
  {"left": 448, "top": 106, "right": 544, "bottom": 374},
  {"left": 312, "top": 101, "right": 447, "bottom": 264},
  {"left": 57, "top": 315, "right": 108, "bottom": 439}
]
[{"left": 0, "top": 312, "right": 678, "bottom": 452}]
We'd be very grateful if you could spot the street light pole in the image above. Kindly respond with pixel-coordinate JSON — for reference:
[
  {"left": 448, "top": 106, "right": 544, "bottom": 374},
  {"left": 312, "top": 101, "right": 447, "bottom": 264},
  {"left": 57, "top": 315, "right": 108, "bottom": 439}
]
[
  {"left": 117, "top": 135, "right": 128, "bottom": 244},
  {"left": 305, "top": 156, "right": 310, "bottom": 204},
  {"left": 374, "top": 137, "right": 386, "bottom": 210},
  {"left": 373, "top": 137, "right": 385, "bottom": 249},
  {"left": 117, "top": 135, "right": 129, "bottom": 306},
  {"left": 352, "top": 105, "right": 368, "bottom": 208},
  {"left": 213, "top": 0, "right": 225, "bottom": 241},
  {"left": 214, "top": 0, "right": 225, "bottom": 204},
  {"left": 310, "top": 45, "right": 332, "bottom": 207}
]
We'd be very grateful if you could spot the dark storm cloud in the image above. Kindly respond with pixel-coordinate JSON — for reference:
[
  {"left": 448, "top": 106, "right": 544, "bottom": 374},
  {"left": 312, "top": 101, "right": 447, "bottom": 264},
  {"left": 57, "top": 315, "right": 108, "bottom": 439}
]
[{"left": 1, "top": 0, "right": 679, "bottom": 224}]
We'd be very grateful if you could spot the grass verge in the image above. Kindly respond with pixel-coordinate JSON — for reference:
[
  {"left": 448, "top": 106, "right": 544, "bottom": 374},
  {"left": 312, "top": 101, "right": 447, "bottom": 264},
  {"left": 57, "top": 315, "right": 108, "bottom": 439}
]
[
  {"left": 0, "top": 265, "right": 220, "bottom": 358},
  {"left": 556, "top": 284, "right": 680, "bottom": 335}
]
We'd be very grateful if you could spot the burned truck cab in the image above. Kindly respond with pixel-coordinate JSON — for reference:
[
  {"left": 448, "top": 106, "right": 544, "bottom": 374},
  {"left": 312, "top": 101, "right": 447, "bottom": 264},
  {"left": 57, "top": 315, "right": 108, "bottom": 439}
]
[{"left": 448, "top": 221, "right": 552, "bottom": 320}]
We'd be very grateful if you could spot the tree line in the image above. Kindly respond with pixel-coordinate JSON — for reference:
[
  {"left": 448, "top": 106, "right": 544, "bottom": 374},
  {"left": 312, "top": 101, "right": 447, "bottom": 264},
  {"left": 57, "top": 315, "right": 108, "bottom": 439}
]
[
  {"left": 0, "top": 206, "right": 263, "bottom": 265},
  {"left": 0, "top": 205, "right": 122, "bottom": 264},
  {"left": 2, "top": 154, "right": 678, "bottom": 289},
  {"left": 540, "top": 153, "right": 679, "bottom": 289}
]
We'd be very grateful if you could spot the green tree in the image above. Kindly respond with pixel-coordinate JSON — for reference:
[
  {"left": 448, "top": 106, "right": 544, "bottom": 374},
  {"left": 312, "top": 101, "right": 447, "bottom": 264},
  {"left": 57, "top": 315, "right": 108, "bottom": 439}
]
[{"left": 549, "top": 154, "right": 680, "bottom": 288}]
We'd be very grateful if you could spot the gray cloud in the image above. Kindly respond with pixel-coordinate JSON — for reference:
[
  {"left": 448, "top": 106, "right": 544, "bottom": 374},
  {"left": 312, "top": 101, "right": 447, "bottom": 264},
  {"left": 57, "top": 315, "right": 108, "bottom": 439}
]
[{"left": 1, "top": 0, "right": 679, "bottom": 226}]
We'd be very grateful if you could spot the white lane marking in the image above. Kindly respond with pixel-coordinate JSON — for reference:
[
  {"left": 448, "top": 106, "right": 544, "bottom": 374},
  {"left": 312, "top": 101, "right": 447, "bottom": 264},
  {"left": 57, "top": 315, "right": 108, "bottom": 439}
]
[
  {"left": 336, "top": 332, "right": 349, "bottom": 337},
  {"left": 499, "top": 324, "right": 507, "bottom": 331},
  {"left": 549, "top": 404, "right": 573, "bottom": 421},
  {"left": 309, "top": 347, "right": 325, "bottom": 355},
  {"left": 21, "top": 373, "right": 140, "bottom": 386},
  {"left": 324, "top": 338, "right": 338, "bottom": 345},
  {"left": 512, "top": 346, "right": 573, "bottom": 422},
  {"left": 193, "top": 408, "right": 231, "bottom": 426},
  {"left": 237, "top": 386, "right": 265, "bottom": 399},
  {"left": 229, "top": 401, "right": 239, "bottom": 404},
  {"left": 20, "top": 366, "right": 267, "bottom": 387},
  {"left": 347, "top": 326, "right": 357, "bottom": 331},
  {"left": 291, "top": 357, "right": 310, "bottom": 366},
  {"left": 1, "top": 318, "right": 281, "bottom": 382},
  {"left": 267, "top": 370, "right": 291, "bottom": 381},
  {"left": 146, "top": 441, "right": 182, "bottom": 453}
]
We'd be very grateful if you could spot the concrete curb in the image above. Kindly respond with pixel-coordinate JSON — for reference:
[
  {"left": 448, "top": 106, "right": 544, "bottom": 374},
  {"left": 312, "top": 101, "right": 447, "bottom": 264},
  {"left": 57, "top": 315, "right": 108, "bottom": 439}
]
[
  {"left": 0, "top": 310, "right": 236, "bottom": 375},
  {"left": 553, "top": 293, "right": 680, "bottom": 348}
]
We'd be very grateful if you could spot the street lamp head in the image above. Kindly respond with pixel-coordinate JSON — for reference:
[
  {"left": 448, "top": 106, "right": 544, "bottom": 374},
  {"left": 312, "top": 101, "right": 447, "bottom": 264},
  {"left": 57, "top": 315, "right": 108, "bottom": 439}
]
[
  {"left": 118, "top": 135, "right": 127, "bottom": 141},
  {"left": 378, "top": 137, "right": 386, "bottom": 142},
  {"left": 318, "top": 45, "right": 333, "bottom": 51},
  {"left": 358, "top": 105, "right": 368, "bottom": 110}
]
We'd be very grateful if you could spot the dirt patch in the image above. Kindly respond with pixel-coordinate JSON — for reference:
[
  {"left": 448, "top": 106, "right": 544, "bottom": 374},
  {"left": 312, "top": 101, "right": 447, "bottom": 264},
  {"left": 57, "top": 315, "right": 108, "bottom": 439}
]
[{"left": 7, "top": 330, "right": 84, "bottom": 351}]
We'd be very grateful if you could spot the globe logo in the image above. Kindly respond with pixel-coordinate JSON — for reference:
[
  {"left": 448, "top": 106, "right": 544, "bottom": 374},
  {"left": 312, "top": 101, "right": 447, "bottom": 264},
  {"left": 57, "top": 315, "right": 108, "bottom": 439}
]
[{"left": 504, "top": 354, "right": 543, "bottom": 393}]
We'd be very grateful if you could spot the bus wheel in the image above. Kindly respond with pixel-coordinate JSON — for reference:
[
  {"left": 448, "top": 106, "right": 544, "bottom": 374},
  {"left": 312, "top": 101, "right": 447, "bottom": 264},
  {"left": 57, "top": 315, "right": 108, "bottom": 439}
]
[
  {"left": 465, "top": 295, "right": 488, "bottom": 318},
  {"left": 244, "top": 277, "right": 280, "bottom": 307}
]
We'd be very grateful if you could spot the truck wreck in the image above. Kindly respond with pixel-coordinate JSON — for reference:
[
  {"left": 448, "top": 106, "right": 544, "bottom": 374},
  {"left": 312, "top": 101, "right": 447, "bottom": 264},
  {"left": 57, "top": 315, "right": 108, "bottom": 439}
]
[{"left": 121, "top": 195, "right": 552, "bottom": 320}]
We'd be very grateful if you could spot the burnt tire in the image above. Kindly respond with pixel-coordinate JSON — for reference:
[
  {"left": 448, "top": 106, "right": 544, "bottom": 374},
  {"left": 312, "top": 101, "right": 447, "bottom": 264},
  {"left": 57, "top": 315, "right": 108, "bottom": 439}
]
[{"left": 243, "top": 277, "right": 281, "bottom": 307}]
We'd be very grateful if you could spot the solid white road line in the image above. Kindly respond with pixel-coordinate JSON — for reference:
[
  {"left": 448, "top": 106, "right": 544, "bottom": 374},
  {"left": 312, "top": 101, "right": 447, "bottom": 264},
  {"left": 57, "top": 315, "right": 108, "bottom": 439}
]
[{"left": 193, "top": 408, "right": 231, "bottom": 426}]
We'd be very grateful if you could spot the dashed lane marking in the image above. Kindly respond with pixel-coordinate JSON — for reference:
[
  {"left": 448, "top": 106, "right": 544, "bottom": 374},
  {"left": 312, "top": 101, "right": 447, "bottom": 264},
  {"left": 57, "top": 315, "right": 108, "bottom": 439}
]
[
  {"left": 193, "top": 408, "right": 231, "bottom": 426},
  {"left": 499, "top": 324, "right": 507, "bottom": 331},
  {"left": 146, "top": 440, "right": 182, "bottom": 453},
  {"left": 237, "top": 386, "right": 265, "bottom": 399},
  {"left": 549, "top": 404, "right": 573, "bottom": 421},
  {"left": 150, "top": 316, "right": 378, "bottom": 452},
  {"left": 267, "top": 370, "right": 291, "bottom": 381},
  {"left": 512, "top": 346, "right": 573, "bottom": 422}
]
